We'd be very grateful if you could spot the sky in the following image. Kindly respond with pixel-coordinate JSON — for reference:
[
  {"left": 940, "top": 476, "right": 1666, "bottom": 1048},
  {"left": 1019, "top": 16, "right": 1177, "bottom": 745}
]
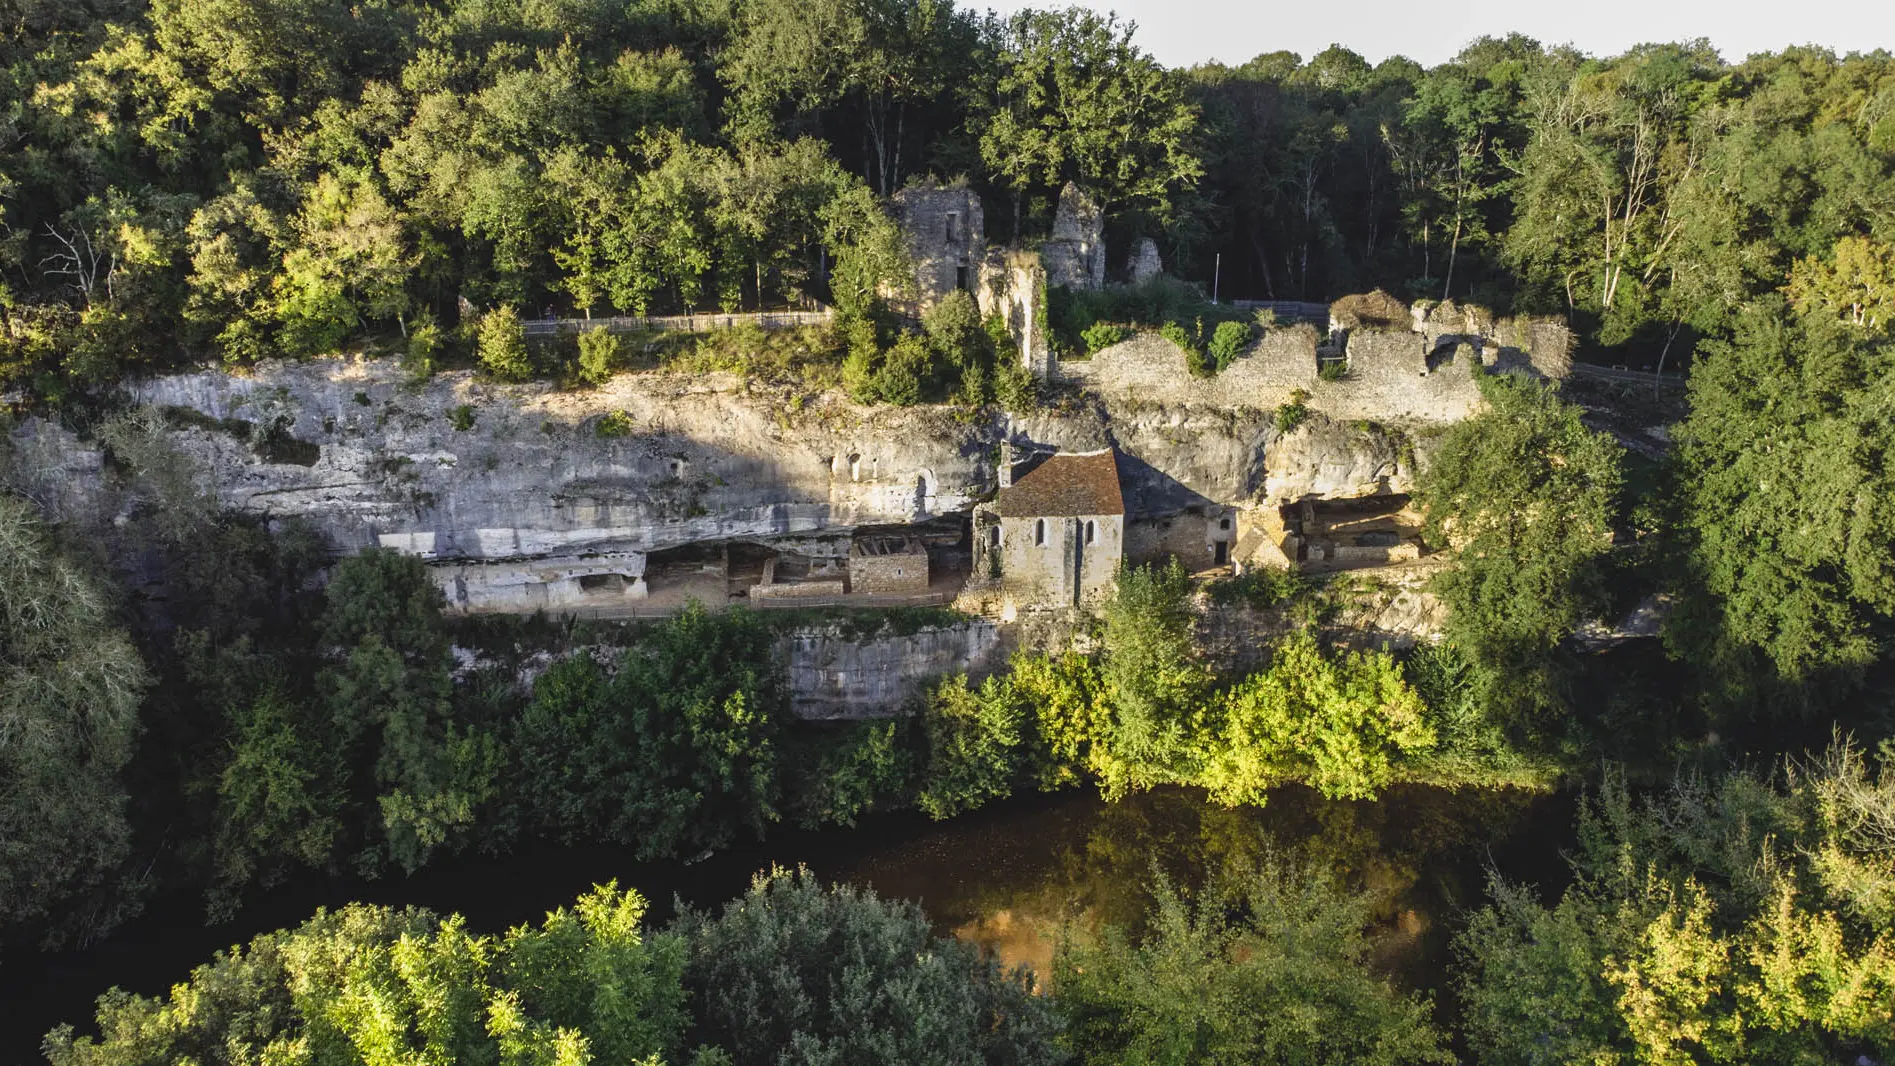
[{"left": 975, "top": 0, "right": 1895, "bottom": 69}]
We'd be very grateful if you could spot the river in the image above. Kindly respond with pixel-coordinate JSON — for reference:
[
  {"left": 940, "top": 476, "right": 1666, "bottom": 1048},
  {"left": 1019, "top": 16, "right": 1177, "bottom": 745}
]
[{"left": 0, "top": 783, "right": 1574, "bottom": 1062}]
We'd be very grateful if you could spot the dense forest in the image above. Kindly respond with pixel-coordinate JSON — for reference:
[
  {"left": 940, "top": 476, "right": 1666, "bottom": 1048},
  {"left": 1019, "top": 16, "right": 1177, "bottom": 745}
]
[
  {"left": 5, "top": 0, "right": 1895, "bottom": 398},
  {"left": 5, "top": 0, "right": 1895, "bottom": 1062}
]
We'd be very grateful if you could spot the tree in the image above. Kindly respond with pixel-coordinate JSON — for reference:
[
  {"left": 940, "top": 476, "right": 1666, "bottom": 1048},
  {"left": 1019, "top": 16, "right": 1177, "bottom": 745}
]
[
  {"left": 1094, "top": 559, "right": 1214, "bottom": 797},
  {"left": 671, "top": 866, "right": 1063, "bottom": 1066},
  {"left": 1416, "top": 372, "right": 1622, "bottom": 716},
  {"left": 318, "top": 548, "right": 492, "bottom": 872},
  {"left": 1055, "top": 854, "right": 1454, "bottom": 1066},
  {"left": 0, "top": 494, "right": 148, "bottom": 944},
  {"left": 1668, "top": 300, "right": 1895, "bottom": 701},
  {"left": 45, "top": 883, "right": 693, "bottom": 1066},
  {"left": 1203, "top": 628, "right": 1434, "bottom": 805},
  {"left": 510, "top": 605, "right": 784, "bottom": 859},
  {"left": 720, "top": 0, "right": 979, "bottom": 196},
  {"left": 1786, "top": 235, "right": 1895, "bottom": 333},
  {"left": 978, "top": 9, "right": 1202, "bottom": 234},
  {"left": 478, "top": 305, "right": 534, "bottom": 381},
  {"left": 1456, "top": 747, "right": 1895, "bottom": 1066},
  {"left": 576, "top": 325, "right": 621, "bottom": 385},
  {"left": 916, "top": 673, "right": 1023, "bottom": 818}
]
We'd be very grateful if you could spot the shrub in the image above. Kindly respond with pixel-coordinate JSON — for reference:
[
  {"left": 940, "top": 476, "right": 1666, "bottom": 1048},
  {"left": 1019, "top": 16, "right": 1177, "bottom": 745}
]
[
  {"left": 576, "top": 326, "right": 620, "bottom": 386},
  {"left": 448, "top": 404, "right": 477, "bottom": 431},
  {"left": 871, "top": 334, "right": 933, "bottom": 406},
  {"left": 404, "top": 312, "right": 443, "bottom": 380},
  {"left": 1159, "top": 319, "right": 1200, "bottom": 355},
  {"left": 993, "top": 358, "right": 1038, "bottom": 411},
  {"left": 922, "top": 290, "right": 985, "bottom": 367},
  {"left": 1274, "top": 390, "right": 1311, "bottom": 435},
  {"left": 1319, "top": 358, "right": 1350, "bottom": 381},
  {"left": 1208, "top": 566, "right": 1310, "bottom": 609},
  {"left": 477, "top": 305, "right": 532, "bottom": 381},
  {"left": 595, "top": 410, "right": 636, "bottom": 438},
  {"left": 1207, "top": 320, "right": 1254, "bottom": 371},
  {"left": 1082, "top": 322, "right": 1130, "bottom": 353}
]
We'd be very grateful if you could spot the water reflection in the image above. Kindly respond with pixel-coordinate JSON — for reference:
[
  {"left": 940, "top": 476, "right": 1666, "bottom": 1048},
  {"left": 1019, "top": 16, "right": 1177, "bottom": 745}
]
[
  {"left": 2, "top": 784, "right": 1571, "bottom": 1062},
  {"left": 816, "top": 784, "right": 1570, "bottom": 994}
]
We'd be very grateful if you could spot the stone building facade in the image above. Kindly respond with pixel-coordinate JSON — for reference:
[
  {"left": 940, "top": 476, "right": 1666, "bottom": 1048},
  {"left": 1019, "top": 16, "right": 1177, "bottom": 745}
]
[
  {"left": 973, "top": 448, "right": 1125, "bottom": 609},
  {"left": 850, "top": 533, "right": 930, "bottom": 593}
]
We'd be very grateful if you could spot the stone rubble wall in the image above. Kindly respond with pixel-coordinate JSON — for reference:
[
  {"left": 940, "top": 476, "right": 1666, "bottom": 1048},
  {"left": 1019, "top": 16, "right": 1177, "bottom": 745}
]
[{"left": 784, "top": 620, "right": 1002, "bottom": 719}]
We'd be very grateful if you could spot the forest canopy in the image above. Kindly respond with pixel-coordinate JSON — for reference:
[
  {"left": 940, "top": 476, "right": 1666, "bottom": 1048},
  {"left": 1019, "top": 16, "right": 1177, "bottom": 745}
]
[{"left": 3, "top": 2, "right": 1895, "bottom": 397}]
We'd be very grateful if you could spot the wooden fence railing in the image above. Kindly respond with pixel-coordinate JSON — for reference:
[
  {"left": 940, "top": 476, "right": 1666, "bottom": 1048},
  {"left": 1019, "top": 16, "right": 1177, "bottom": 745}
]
[{"left": 521, "top": 309, "right": 835, "bottom": 337}]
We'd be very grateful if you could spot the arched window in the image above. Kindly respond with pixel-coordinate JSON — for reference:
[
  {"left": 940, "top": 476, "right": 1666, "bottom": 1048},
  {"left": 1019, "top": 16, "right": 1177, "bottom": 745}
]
[
  {"left": 1084, "top": 519, "right": 1096, "bottom": 545},
  {"left": 988, "top": 526, "right": 1001, "bottom": 548},
  {"left": 1034, "top": 519, "right": 1046, "bottom": 546}
]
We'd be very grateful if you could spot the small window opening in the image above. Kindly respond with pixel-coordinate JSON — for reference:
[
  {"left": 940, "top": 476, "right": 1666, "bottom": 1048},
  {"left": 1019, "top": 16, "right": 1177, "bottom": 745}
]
[
  {"left": 988, "top": 526, "right": 1001, "bottom": 547},
  {"left": 946, "top": 213, "right": 959, "bottom": 243},
  {"left": 956, "top": 264, "right": 970, "bottom": 291},
  {"left": 1220, "top": 517, "right": 1231, "bottom": 531},
  {"left": 1034, "top": 519, "right": 1046, "bottom": 546},
  {"left": 1084, "top": 519, "right": 1096, "bottom": 545}
]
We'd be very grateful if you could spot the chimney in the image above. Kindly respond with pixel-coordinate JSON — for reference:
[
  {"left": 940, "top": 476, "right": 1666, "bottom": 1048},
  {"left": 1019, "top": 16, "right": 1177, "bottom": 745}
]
[{"left": 998, "top": 441, "right": 1015, "bottom": 489}]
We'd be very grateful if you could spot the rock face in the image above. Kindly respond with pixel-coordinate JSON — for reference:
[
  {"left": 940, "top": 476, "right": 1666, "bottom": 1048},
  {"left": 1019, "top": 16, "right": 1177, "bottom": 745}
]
[
  {"left": 1263, "top": 415, "right": 1415, "bottom": 503},
  {"left": 118, "top": 359, "right": 993, "bottom": 563},
  {"left": 784, "top": 620, "right": 1001, "bottom": 718}
]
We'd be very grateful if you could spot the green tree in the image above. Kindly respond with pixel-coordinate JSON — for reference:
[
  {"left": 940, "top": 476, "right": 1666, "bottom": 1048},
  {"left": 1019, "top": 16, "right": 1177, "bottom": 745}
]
[
  {"left": 1203, "top": 629, "right": 1435, "bottom": 805},
  {"left": 319, "top": 548, "right": 492, "bottom": 872},
  {"left": 978, "top": 9, "right": 1202, "bottom": 234},
  {"left": 1668, "top": 301, "right": 1895, "bottom": 700},
  {"left": 671, "top": 866, "right": 1063, "bottom": 1066},
  {"left": 0, "top": 494, "right": 148, "bottom": 943},
  {"left": 478, "top": 304, "right": 534, "bottom": 381},
  {"left": 1416, "top": 372, "right": 1622, "bottom": 717},
  {"left": 510, "top": 605, "right": 783, "bottom": 859},
  {"left": 45, "top": 883, "right": 693, "bottom": 1066},
  {"left": 916, "top": 673, "right": 1023, "bottom": 819},
  {"left": 576, "top": 326, "right": 622, "bottom": 385},
  {"left": 1094, "top": 559, "right": 1214, "bottom": 797},
  {"left": 1055, "top": 855, "right": 1454, "bottom": 1066},
  {"left": 1456, "top": 748, "right": 1895, "bottom": 1066},
  {"left": 1785, "top": 235, "right": 1895, "bottom": 334}
]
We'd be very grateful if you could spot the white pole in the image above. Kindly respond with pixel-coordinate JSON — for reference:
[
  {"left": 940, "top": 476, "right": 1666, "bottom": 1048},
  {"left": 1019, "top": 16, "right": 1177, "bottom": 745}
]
[{"left": 1213, "top": 253, "right": 1221, "bottom": 303}]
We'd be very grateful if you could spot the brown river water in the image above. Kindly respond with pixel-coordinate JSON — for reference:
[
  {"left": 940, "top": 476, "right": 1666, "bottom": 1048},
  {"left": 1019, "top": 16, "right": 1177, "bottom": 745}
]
[{"left": 0, "top": 783, "right": 1574, "bottom": 1061}]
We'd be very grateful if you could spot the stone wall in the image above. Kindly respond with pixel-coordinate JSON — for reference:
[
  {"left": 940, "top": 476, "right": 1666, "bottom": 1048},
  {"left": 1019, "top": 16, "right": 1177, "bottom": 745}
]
[
  {"left": 1057, "top": 306, "right": 1573, "bottom": 428},
  {"left": 752, "top": 578, "right": 847, "bottom": 600},
  {"left": 1126, "top": 509, "right": 1233, "bottom": 571},
  {"left": 1040, "top": 183, "right": 1105, "bottom": 291},
  {"left": 1058, "top": 326, "right": 1485, "bottom": 424},
  {"left": 851, "top": 545, "right": 929, "bottom": 593},
  {"left": 977, "top": 247, "right": 1050, "bottom": 378},
  {"left": 991, "top": 511, "right": 1122, "bottom": 609},
  {"left": 890, "top": 182, "right": 984, "bottom": 314},
  {"left": 784, "top": 620, "right": 1002, "bottom": 718}
]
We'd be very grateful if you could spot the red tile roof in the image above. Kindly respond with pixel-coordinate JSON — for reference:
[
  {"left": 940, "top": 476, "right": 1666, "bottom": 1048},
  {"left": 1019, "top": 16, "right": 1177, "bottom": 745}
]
[{"left": 994, "top": 450, "right": 1125, "bottom": 518}]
